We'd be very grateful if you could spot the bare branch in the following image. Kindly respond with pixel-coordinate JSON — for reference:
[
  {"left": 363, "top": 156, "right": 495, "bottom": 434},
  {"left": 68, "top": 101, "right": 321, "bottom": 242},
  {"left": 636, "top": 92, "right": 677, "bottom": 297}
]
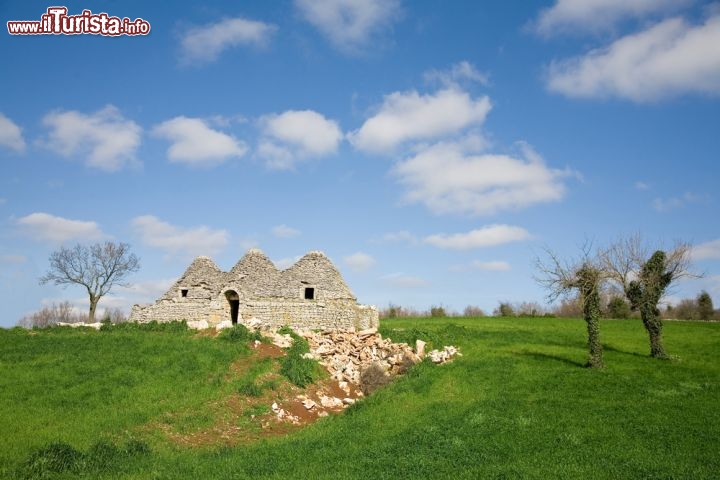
[{"left": 39, "top": 241, "right": 140, "bottom": 322}]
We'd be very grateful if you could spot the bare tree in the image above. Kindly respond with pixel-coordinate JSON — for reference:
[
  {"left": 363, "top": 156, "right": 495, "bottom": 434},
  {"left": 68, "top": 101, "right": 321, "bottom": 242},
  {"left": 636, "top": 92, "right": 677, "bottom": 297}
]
[
  {"left": 536, "top": 246, "right": 605, "bottom": 368},
  {"left": 600, "top": 234, "right": 696, "bottom": 358},
  {"left": 40, "top": 242, "right": 140, "bottom": 322}
]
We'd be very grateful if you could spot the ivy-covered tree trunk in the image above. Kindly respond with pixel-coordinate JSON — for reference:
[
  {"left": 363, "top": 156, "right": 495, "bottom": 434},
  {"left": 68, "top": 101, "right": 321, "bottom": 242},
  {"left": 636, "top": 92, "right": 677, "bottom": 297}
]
[
  {"left": 578, "top": 265, "right": 603, "bottom": 368},
  {"left": 640, "top": 305, "right": 666, "bottom": 359},
  {"left": 628, "top": 251, "right": 673, "bottom": 359}
]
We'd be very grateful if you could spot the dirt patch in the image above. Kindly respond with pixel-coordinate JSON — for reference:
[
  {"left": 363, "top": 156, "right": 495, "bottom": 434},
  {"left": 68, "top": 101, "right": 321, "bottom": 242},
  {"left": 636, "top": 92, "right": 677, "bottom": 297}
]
[{"left": 157, "top": 340, "right": 364, "bottom": 448}]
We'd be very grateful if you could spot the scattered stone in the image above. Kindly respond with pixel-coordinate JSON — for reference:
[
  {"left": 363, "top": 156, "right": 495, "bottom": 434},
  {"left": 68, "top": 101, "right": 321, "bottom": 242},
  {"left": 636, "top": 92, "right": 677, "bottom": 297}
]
[
  {"left": 342, "top": 398, "right": 355, "bottom": 405},
  {"left": 57, "top": 322, "right": 103, "bottom": 330},
  {"left": 427, "top": 346, "right": 461, "bottom": 364},
  {"left": 303, "top": 329, "right": 422, "bottom": 384},
  {"left": 320, "top": 396, "right": 344, "bottom": 408},
  {"left": 302, "top": 399, "right": 317, "bottom": 410},
  {"left": 415, "top": 339, "right": 426, "bottom": 357},
  {"left": 215, "top": 320, "right": 233, "bottom": 331},
  {"left": 187, "top": 320, "right": 209, "bottom": 330},
  {"left": 272, "top": 333, "right": 293, "bottom": 348}
]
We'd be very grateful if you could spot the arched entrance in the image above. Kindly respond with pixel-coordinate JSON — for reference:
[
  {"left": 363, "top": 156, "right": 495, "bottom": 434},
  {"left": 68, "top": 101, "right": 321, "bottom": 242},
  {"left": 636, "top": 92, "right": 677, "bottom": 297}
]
[{"left": 225, "top": 290, "right": 240, "bottom": 324}]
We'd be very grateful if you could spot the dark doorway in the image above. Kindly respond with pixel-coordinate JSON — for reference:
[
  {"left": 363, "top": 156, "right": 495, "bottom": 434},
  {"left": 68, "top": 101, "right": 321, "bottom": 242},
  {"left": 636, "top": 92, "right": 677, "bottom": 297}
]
[
  {"left": 304, "top": 287, "right": 315, "bottom": 300},
  {"left": 225, "top": 290, "right": 240, "bottom": 324}
]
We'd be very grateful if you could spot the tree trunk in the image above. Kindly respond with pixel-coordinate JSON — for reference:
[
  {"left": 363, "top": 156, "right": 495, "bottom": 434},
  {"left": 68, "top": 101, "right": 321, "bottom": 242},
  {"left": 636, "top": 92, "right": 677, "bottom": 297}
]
[
  {"left": 88, "top": 296, "right": 99, "bottom": 323},
  {"left": 641, "top": 307, "right": 668, "bottom": 359},
  {"left": 585, "top": 316, "right": 603, "bottom": 368}
]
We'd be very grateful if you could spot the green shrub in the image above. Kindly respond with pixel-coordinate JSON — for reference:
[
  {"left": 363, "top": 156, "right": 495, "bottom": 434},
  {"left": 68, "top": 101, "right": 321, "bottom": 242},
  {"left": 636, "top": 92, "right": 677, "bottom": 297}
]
[
  {"left": 277, "top": 327, "right": 322, "bottom": 387},
  {"left": 237, "top": 379, "right": 264, "bottom": 397},
  {"left": 606, "top": 296, "right": 631, "bottom": 319},
  {"left": 17, "top": 441, "right": 83, "bottom": 478}
]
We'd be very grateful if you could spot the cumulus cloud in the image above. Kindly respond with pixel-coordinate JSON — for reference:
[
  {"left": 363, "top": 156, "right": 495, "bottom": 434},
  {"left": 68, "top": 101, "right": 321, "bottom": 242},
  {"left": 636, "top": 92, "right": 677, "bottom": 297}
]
[
  {"left": 272, "top": 224, "right": 301, "bottom": 238},
  {"left": 0, "top": 113, "right": 25, "bottom": 152},
  {"left": 424, "top": 225, "right": 530, "bottom": 250},
  {"left": 295, "top": 0, "right": 401, "bottom": 51},
  {"left": 153, "top": 116, "right": 247, "bottom": 166},
  {"left": 534, "top": 0, "right": 691, "bottom": 35},
  {"left": 17, "top": 212, "right": 105, "bottom": 243},
  {"left": 693, "top": 239, "right": 720, "bottom": 261},
  {"left": 343, "top": 252, "right": 376, "bottom": 272},
  {"left": 547, "top": 15, "right": 720, "bottom": 101},
  {"left": 181, "top": 17, "right": 277, "bottom": 64},
  {"left": 349, "top": 88, "right": 491, "bottom": 153},
  {"left": 42, "top": 105, "right": 141, "bottom": 171},
  {"left": 381, "top": 273, "right": 429, "bottom": 288},
  {"left": 424, "top": 61, "right": 489, "bottom": 88},
  {"left": 132, "top": 215, "right": 228, "bottom": 257},
  {"left": 258, "top": 110, "right": 342, "bottom": 170},
  {"left": 394, "top": 140, "right": 572, "bottom": 216}
]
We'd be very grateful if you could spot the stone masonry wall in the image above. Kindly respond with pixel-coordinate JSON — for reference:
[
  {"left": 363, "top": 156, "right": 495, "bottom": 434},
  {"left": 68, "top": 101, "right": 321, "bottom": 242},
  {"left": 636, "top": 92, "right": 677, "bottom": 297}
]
[
  {"left": 130, "top": 297, "right": 378, "bottom": 331},
  {"left": 129, "top": 249, "right": 378, "bottom": 331}
]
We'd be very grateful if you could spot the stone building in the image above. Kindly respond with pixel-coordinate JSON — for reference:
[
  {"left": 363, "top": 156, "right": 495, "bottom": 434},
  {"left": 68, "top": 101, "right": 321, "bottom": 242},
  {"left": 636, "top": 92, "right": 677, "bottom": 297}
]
[{"left": 129, "top": 249, "right": 378, "bottom": 331}]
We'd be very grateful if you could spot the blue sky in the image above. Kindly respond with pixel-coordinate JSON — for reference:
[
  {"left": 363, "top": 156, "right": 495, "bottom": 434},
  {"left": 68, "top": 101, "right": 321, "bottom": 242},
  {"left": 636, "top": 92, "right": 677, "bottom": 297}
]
[{"left": 1, "top": 0, "right": 719, "bottom": 327}]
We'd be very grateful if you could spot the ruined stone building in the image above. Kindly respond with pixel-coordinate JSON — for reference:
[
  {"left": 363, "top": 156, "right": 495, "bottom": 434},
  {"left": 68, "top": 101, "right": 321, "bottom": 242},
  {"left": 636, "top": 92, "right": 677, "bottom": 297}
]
[{"left": 129, "top": 249, "right": 378, "bottom": 331}]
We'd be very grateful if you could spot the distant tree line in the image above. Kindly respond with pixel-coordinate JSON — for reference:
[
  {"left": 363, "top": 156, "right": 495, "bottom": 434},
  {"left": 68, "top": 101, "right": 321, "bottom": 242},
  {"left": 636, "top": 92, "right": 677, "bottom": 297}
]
[{"left": 18, "top": 301, "right": 128, "bottom": 328}]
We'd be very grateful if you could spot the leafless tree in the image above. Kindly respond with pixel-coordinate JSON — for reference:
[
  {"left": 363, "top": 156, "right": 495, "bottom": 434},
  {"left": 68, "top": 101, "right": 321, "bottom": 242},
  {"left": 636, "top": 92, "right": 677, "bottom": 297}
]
[
  {"left": 40, "top": 242, "right": 140, "bottom": 322},
  {"left": 536, "top": 244, "right": 605, "bottom": 368},
  {"left": 599, "top": 234, "right": 697, "bottom": 358}
]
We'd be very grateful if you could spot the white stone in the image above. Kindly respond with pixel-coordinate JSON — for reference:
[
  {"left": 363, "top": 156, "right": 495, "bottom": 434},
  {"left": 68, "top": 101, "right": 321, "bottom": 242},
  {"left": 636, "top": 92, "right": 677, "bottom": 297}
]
[
  {"left": 320, "top": 396, "right": 343, "bottom": 408},
  {"left": 215, "top": 320, "right": 233, "bottom": 331},
  {"left": 416, "top": 339, "right": 426, "bottom": 357},
  {"left": 187, "top": 320, "right": 209, "bottom": 330}
]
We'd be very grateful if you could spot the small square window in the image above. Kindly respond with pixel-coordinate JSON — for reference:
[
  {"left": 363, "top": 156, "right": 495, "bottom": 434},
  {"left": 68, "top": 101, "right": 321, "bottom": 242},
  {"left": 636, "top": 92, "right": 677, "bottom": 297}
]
[
  {"left": 304, "top": 287, "right": 315, "bottom": 300},
  {"left": 181, "top": 289, "right": 188, "bottom": 298}
]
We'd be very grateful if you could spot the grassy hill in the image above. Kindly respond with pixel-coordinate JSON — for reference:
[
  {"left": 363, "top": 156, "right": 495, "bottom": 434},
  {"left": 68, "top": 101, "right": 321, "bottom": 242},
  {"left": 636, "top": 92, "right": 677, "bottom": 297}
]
[{"left": 1, "top": 318, "right": 718, "bottom": 479}]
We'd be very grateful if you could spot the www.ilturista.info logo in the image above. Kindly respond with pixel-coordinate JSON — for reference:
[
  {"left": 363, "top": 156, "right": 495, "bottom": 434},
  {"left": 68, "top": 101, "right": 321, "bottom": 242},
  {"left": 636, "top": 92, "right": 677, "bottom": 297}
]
[{"left": 7, "top": 7, "right": 150, "bottom": 36}]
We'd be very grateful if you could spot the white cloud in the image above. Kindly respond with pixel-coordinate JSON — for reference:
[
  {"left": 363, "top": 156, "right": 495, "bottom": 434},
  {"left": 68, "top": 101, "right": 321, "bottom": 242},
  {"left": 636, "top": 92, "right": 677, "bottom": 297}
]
[
  {"left": 343, "top": 252, "right": 376, "bottom": 272},
  {"left": 258, "top": 110, "right": 342, "bottom": 170},
  {"left": 349, "top": 88, "right": 491, "bottom": 153},
  {"left": 181, "top": 17, "right": 277, "bottom": 64},
  {"left": 132, "top": 215, "right": 228, "bottom": 257},
  {"left": 652, "top": 192, "right": 702, "bottom": 212},
  {"left": 0, "top": 198, "right": 6, "bottom": 205},
  {"left": 153, "top": 116, "right": 247, "bottom": 167},
  {"left": 394, "top": 140, "right": 572, "bottom": 216},
  {"left": 470, "top": 260, "right": 511, "bottom": 271},
  {"left": 535, "top": 0, "right": 691, "bottom": 35},
  {"left": 693, "top": 239, "right": 720, "bottom": 261},
  {"left": 272, "top": 224, "right": 301, "bottom": 238},
  {"left": 547, "top": 15, "right": 720, "bottom": 101},
  {"left": 635, "top": 181, "right": 650, "bottom": 190},
  {"left": 424, "top": 61, "right": 489, "bottom": 88},
  {"left": 370, "top": 230, "right": 419, "bottom": 245},
  {"left": 382, "top": 273, "right": 429, "bottom": 288},
  {"left": 295, "top": 0, "right": 401, "bottom": 51},
  {"left": 0, "top": 113, "right": 25, "bottom": 152},
  {"left": 42, "top": 105, "right": 141, "bottom": 171},
  {"left": 17, "top": 212, "right": 105, "bottom": 243},
  {"left": 424, "top": 225, "right": 530, "bottom": 250},
  {"left": 274, "top": 256, "right": 302, "bottom": 270}
]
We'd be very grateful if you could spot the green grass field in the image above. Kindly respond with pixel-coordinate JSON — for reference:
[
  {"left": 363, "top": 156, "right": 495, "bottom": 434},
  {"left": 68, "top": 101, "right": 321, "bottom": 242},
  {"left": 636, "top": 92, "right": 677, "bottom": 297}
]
[{"left": 1, "top": 318, "right": 718, "bottom": 479}]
